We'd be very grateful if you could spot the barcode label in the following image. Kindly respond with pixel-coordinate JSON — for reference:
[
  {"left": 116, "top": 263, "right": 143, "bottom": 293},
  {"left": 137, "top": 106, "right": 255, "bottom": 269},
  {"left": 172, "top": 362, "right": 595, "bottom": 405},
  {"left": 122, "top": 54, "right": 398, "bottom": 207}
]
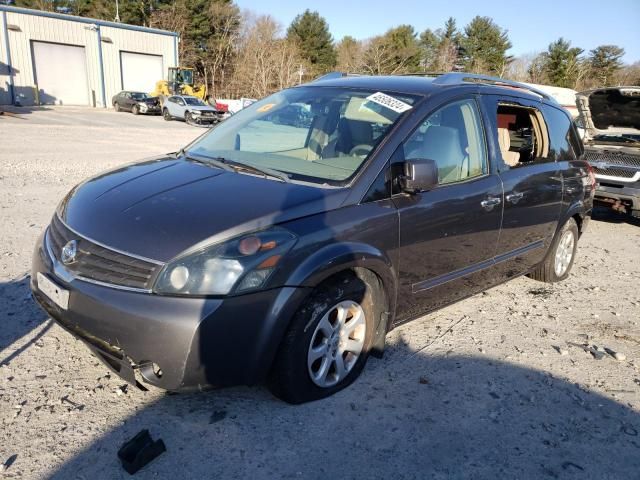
[{"left": 365, "top": 92, "right": 413, "bottom": 113}]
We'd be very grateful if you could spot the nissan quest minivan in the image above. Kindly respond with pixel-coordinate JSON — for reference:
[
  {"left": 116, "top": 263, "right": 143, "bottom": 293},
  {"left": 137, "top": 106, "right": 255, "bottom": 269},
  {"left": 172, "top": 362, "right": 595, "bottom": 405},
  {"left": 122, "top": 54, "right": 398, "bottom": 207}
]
[{"left": 31, "top": 73, "right": 594, "bottom": 403}]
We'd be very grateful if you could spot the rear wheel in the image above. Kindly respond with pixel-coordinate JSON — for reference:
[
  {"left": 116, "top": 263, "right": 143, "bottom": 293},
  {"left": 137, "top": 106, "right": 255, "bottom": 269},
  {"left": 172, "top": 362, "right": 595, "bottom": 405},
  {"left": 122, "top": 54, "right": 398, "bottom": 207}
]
[
  {"left": 529, "top": 218, "right": 579, "bottom": 283},
  {"left": 163, "top": 108, "right": 171, "bottom": 121},
  {"left": 269, "top": 271, "right": 378, "bottom": 404},
  {"left": 132, "top": 104, "right": 139, "bottom": 115}
]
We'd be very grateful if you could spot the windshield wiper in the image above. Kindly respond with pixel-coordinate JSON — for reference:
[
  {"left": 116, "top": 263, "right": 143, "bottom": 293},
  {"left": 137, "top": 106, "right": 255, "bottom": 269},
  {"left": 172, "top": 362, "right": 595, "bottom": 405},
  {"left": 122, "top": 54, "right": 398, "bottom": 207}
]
[
  {"left": 178, "top": 149, "right": 235, "bottom": 172},
  {"left": 223, "top": 159, "right": 290, "bottom": 183},
  {"left": 178, "top": 150, "right": 289, "bottom": 182}
]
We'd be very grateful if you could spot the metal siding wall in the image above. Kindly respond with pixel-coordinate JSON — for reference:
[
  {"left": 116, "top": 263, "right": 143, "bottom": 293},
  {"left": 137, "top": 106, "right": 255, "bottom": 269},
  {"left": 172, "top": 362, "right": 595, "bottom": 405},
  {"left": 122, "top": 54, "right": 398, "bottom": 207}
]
[
  {"left": 101, "top": 26, "right": 175, "bottom": 102},
  {"left": 0, "top": 13, "right": 10, "bottom": 104},
  {"left": 4, "top": 11, "right": 101, "bottom": 106},
  {"left": 1, "top": 10, "right": 175, "bottom": 107}
]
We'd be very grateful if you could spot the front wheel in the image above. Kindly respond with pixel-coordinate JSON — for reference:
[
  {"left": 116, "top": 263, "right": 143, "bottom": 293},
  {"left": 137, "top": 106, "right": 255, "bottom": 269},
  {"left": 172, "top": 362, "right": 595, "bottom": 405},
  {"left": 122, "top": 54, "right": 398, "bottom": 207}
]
[
  {"left": 114, "top": 102, "right": 121, "bottom": 112},
  {"left": 185, "top": 112, "right": 196, "bottom": 125},
  {"left": 132, "top": 104, "right": 139, "bottom": 115},
  {"left": 163, "top": 108, "right": 171, "bottom": 121},
  {"left": 269, "top": 271, "right": 379, "bottom": 404},
  {"left": 529, "top": 218, "right": 579, "bottom": 283}
]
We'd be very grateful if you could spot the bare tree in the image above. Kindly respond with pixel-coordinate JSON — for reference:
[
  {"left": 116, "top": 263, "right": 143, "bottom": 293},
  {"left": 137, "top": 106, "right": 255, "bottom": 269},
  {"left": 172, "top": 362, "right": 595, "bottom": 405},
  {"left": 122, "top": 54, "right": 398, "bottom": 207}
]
[{"left": 228, "top": 15, "right": 303, "bottom": 98}]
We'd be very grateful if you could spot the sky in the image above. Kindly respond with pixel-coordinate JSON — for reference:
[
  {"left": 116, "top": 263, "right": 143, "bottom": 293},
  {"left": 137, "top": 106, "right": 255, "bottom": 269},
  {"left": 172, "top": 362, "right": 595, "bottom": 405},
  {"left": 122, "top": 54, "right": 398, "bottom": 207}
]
[{"left": 235, "top": 0, "right": 640, "bottom": 63}]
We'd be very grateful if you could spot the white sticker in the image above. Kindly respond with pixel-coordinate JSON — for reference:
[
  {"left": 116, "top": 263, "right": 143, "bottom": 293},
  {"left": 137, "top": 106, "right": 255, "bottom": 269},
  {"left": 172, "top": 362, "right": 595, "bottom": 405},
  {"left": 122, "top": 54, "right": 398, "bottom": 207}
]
[{"left": 365, "top": 92, "right": 413, "bottom": 113}]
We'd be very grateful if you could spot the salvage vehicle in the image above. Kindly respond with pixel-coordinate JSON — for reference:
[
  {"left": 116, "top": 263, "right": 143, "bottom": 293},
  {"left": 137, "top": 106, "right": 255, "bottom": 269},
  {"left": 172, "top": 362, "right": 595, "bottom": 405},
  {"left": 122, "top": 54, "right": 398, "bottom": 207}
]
[
  {"left": 162, "top": 95, "right": 225, "bottom": 126},
  {"left": 577, "top": 86, "right": 640, "bottom": 218},
  {"left": 31, "top": 73, "right": 594, "bottom": 404},
  {"left": 112, "top": 91, "right": 161, "bottom": 115}
]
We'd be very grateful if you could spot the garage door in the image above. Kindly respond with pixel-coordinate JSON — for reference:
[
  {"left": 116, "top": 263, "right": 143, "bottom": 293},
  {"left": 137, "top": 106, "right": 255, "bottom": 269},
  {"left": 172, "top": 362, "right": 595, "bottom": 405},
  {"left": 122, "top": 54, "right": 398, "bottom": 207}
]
[
  {"left": 120, "top": 52, "right": 163, "bottom": 93},
  {"left": 32, "top": 41, "right": 89, "bottom": 106}
]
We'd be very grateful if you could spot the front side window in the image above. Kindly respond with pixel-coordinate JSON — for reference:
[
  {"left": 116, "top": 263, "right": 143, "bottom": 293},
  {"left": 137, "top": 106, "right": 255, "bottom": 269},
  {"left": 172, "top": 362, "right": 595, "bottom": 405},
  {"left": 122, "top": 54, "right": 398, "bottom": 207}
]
[
  {"left": 403, "top": 98, "right": 487, "bottom": 185},
  {"left": 187, "top": 87, "right": 419, "bottom": 184}
]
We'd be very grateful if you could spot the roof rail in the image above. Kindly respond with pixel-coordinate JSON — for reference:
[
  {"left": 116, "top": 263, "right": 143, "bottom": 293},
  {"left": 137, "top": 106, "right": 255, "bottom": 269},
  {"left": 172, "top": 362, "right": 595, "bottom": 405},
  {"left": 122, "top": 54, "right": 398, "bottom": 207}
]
[
  {"left": 311, "top": 71, "right": 363, "bottom": 82},
  {"left": 432, "top": 72, "right": 555, "bottom": 102}
]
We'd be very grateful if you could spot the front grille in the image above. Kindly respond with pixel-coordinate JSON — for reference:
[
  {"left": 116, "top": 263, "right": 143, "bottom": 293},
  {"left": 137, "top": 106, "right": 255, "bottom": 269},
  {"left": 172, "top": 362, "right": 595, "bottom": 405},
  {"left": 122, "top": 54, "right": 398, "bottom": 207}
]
[
  {"left": 47, "top": 215, "right": 160, "bottom": 290},
  {"left": 584, "top": 149, "right": 640, "bottom": 168},
  {"left": 592, "top": 166, "right": 637, "bottom": 178}
]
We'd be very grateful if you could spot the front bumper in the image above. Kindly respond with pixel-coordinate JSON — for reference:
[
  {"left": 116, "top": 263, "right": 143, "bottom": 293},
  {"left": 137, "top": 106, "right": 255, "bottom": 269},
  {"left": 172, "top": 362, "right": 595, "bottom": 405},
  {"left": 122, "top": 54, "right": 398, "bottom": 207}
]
[
  {"left": 594, "top": 177, "right": 640, "bottom": 213},
  {"left": 139, "top": 104, "right": 161, "bottom": 114},
  {"left": 30, "top": 231, "right": 309, "bottom": 391}
]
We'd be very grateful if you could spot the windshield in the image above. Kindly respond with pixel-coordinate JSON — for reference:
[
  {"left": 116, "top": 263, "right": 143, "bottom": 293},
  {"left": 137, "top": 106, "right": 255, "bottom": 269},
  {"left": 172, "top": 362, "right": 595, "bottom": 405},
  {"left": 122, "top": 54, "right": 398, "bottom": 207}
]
[
  {"left": 131, "top": 92, "right": 149, "bottom": 100},
  {"left": 185, "top": 97, "right": 206, "bottom": 106},
  {"left": 186, "top": 86, "right": 419, "bottom": 184}
]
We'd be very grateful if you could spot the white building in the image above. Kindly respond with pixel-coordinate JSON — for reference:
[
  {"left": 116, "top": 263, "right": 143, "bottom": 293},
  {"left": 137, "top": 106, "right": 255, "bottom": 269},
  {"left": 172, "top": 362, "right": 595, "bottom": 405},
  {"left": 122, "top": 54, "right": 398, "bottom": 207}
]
[{"left": 0, "top": 5, "right": 178, "bottom": 107}]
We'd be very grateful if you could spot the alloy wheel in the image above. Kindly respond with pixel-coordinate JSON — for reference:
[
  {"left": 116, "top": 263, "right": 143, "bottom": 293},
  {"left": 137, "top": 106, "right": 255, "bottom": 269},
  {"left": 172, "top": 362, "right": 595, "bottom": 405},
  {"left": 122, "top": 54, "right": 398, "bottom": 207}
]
[
  {"left": 307, "top": 300, "right": 366, "bottom": 388},
  {"left": 554, "top": 229, "right": 575, "bottom": 277}
]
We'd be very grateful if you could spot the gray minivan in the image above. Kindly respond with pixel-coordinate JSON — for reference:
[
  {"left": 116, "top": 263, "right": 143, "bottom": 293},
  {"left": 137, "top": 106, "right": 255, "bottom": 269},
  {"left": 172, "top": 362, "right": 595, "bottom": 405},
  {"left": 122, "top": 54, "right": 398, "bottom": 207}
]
[{"left": 31, "top": 73, "right": 594, "bottom": 403}]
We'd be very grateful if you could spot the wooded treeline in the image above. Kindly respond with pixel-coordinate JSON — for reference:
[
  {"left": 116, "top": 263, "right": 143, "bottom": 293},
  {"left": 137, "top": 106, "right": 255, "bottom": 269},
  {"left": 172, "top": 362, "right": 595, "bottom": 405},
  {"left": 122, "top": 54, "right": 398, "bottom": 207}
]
[{"left": 9, "top": 0, "right": 640, "bottom": 98}]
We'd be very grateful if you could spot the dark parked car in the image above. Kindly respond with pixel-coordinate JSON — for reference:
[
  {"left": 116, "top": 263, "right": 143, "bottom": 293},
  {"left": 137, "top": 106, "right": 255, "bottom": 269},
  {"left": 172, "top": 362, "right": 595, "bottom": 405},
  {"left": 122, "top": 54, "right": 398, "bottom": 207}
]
[
  {"left": 112, "top": 91, "right": 161, "bottom": 115},
  {"left": 577, "top": 86, "right": 640, "bottom": 218},
  {"left": 32, "top": 73, "right": 594, "bottom": 404}
]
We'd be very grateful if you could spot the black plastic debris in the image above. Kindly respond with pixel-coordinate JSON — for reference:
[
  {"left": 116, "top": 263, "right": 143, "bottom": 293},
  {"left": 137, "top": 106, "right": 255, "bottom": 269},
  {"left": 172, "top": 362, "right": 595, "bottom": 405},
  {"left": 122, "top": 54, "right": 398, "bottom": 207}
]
[
  {"left": 1, "top": 454, "right": 18, "bottom": 472},
  {"left": 117, "top": 429, "right": 166, "bottom": 475}
]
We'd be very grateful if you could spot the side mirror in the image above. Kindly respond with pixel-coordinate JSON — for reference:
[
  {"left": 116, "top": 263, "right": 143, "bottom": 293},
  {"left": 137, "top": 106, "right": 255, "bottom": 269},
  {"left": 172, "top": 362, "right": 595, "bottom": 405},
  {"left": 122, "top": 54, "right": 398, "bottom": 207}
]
[{"left": 400, "top": 159, "right": 438, "bottom": 193}]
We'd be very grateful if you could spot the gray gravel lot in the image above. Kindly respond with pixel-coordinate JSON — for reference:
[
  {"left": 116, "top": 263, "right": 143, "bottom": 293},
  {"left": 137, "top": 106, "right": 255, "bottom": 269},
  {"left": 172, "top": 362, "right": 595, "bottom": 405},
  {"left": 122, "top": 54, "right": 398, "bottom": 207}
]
[{"left": 1, "top": 107, "right": 639, "bottom": 479}]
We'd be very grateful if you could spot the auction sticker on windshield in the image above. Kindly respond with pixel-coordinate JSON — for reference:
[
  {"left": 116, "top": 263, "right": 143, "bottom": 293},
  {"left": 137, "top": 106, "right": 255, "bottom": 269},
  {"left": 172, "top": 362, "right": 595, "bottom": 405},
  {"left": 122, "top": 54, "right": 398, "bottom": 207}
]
[
  {"left": 37, "top": 272, "right": 69, "bottom": 310},
  {"left": 365, "top": 92, "right": 413, "bottom": 113}
]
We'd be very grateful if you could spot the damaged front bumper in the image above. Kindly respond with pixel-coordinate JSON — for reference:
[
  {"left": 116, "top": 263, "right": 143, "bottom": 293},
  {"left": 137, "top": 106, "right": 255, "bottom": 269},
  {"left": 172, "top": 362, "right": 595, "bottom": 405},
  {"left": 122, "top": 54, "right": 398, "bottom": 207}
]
[{"left": 30, "top": 230, "right": 308, "bottom": 391}]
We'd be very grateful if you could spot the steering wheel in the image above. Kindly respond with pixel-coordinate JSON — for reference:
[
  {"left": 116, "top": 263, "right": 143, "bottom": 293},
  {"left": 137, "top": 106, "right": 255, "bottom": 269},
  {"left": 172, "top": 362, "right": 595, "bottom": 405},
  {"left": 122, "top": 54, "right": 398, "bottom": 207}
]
[{"left": 349, "top": 144, "right": 373, "bottom": 156}]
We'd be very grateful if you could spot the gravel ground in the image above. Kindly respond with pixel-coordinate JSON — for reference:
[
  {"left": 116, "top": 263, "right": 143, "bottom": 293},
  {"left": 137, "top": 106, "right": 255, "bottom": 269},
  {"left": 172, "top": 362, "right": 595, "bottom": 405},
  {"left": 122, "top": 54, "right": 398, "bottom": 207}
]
[{"left": 1, "top": 107, "right": 639, "bottom": 479}]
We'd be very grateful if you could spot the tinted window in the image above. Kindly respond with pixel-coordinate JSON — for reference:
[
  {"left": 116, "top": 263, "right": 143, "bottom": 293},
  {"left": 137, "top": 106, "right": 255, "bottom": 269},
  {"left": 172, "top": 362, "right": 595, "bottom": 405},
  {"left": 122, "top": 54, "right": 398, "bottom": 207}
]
[
  {"left": 542, "top": 104, "right": 577, "bottom": 160},
  {"left": 403, "top": 99, "right": 487, "bottom": 185}
]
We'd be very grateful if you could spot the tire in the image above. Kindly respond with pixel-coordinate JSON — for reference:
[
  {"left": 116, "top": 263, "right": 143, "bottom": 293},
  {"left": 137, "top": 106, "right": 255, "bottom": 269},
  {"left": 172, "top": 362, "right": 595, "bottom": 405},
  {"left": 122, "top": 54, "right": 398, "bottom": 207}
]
[
  {"left": 269, "top": 271, "right": 380, "bottom": 404},
  {"left": 163, "top": 108, "right": 171, "bottom": 121},
  {"left": 114, "top": 102, "right": 120, "bottom": 112},
  {"left": 185, "top": 112, "right": 195, "bottom": 125},
  {"left": 529, "top": 218, "right": 579, "bottom": 283},
  {"left": 132, "top": 104, "right": 139, "bottom": 115}
]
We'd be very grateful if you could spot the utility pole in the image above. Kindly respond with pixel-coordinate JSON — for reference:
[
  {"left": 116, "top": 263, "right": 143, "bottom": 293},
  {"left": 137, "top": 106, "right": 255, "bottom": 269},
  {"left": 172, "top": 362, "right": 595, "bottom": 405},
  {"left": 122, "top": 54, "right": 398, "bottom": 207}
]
[{"left": 114, "top": 0, "right": 121, "bottom": 22}]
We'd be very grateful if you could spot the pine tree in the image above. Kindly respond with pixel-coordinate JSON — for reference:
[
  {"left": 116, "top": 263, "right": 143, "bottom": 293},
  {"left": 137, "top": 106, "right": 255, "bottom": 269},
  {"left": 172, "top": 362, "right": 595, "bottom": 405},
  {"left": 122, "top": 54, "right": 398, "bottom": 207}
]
[
  {"left": 286, "top": 10, "right": 337, "bottom": 76},
  {"left": 459, "top": 16, "right": 512, "bottom": 76},
  {"left": 589, "top": 45, "right": 625, "bottom": 86},
  {"left": 542, "top": 38, "right": 584, "bottom": 88}
]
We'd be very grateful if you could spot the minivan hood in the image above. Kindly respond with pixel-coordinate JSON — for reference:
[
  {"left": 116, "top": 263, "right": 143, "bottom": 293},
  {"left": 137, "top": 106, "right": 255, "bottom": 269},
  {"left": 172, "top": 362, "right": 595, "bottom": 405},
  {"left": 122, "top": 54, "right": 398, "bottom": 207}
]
[
  {"left": 58, "top": 156, "right": 349, "bottom": 262},
  {"left": 577, "top": 86, "right": 640, "bottom": 138}
]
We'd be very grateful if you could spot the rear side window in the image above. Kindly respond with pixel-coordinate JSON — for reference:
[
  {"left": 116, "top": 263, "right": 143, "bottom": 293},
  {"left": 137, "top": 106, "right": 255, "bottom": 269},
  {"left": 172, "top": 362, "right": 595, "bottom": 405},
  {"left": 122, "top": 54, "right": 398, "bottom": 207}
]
[
  {"left": 542, "top": 104, "right": 578, "bottom": 160},
  {"left": 496, "top": 104, "right": 551, "bottom": 168},
  {"left": 403, "top": 98, "right": 487, "bottom": 185}
]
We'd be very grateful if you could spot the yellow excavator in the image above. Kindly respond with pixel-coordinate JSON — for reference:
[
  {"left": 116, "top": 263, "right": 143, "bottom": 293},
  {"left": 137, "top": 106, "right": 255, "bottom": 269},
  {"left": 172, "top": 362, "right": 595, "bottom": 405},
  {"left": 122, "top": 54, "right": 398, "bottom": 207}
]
[{"left": 150, "top": 67, "right": 208, "bottom": 104}]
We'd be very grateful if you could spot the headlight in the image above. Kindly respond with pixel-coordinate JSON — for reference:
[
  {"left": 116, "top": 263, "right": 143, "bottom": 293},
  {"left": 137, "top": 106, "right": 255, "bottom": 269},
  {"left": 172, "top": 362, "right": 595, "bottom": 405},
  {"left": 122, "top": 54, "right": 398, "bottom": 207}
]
[
  {"left": 153, "top": 228, "right": 296, "bottom": 296},
  {"left": 191, "top": 110, "right": 202, "bottom": 115},
  {"left": 138, "top": 102, "right": 148, "bottom": 111}
]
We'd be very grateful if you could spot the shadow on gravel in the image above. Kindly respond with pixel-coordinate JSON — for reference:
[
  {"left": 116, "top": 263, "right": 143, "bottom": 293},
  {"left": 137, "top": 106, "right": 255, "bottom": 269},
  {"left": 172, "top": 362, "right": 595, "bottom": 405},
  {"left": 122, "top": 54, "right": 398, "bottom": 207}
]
[
  {"left": 48, "top": 343, "right": 639, "bottom": 479},
  {"left": 0, "top": 276, "right": 49, "bottom": 366},
  {"left": 591, "top": 206, "right": 640, "bottom": 227}
]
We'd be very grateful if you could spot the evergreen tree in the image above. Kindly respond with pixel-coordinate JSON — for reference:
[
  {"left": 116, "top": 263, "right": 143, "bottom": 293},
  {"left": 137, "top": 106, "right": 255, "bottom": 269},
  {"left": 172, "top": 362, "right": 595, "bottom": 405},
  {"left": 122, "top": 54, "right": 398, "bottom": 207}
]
[
  {"left": 459, "top": 16, "right": 512, "bottom": 75},
  {"left": 286, "top": 10, "right": 337, "bottom": 75},
  {"left": 589, "top": 45, "right": 625, "bottom": 86},
  {"left": 542, "top": 38, "right": 584, "bottom": 88}
]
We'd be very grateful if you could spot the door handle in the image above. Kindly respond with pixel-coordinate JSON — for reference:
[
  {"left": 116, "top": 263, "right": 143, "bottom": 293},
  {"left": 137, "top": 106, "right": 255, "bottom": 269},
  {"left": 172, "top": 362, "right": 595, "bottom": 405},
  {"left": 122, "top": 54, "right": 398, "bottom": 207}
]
[
  {"left": 506, "top": 192, "right": 524, "bottom": 204},
  {"left": 481, "top": 197, "right": 501, "bottom": 211}
]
